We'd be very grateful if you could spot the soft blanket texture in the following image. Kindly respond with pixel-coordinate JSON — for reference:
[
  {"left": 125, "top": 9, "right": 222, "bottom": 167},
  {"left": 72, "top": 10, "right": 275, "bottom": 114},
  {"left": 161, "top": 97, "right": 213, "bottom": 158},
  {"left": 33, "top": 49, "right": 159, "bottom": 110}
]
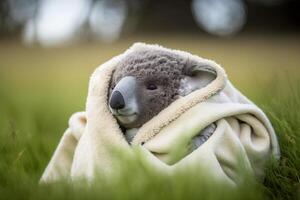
[{"left": 40, "top": 43, "right": 279, "bottom": 185}]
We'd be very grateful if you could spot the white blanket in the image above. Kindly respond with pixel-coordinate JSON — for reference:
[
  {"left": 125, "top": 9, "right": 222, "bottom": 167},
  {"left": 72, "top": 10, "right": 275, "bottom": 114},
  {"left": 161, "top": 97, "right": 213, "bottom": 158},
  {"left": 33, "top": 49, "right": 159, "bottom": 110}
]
[{"left": 40, "top": 43, "right": 280, "bottom": 185}]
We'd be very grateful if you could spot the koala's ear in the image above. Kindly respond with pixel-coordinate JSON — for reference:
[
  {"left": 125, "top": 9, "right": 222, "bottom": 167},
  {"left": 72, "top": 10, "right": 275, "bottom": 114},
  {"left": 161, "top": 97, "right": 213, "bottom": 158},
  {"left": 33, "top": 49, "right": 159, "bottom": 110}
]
[{"left": 179, "top": 62, "right": 217, "bottom": 96}]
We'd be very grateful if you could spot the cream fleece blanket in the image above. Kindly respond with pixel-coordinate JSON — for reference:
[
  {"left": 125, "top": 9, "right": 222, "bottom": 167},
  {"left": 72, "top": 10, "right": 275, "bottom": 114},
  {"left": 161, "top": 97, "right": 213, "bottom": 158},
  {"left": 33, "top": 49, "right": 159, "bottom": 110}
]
[{"left": 40, "top": 43, "right": 280, "bottom": 185}]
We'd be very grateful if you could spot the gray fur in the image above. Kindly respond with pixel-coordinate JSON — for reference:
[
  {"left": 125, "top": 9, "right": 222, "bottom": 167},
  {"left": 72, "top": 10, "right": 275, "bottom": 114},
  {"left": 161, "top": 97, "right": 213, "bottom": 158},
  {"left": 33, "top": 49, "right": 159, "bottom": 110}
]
[
  {"left": 109, "top": 49, "right": 186, "bottom": 128},
  {"left": 190, "top": 123, "right": 217, "bottom": 150},
  {"left": 108, "top": 48, "right": 217, "bottom": 143}
]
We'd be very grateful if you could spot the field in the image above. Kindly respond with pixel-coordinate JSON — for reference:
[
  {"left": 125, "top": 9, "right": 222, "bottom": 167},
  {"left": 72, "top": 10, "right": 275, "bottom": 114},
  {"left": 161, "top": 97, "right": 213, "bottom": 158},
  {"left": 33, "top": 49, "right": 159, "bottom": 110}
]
[{"left": 0, "top": 34, "right": 299, "bottom": 199}]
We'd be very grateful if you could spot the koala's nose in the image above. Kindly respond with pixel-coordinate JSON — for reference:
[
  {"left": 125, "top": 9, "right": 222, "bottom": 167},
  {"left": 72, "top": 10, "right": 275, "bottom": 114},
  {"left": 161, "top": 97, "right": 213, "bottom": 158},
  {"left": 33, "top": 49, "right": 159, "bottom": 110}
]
[{"left": 109, "top": 91, "right": 125, "bottom": 110}]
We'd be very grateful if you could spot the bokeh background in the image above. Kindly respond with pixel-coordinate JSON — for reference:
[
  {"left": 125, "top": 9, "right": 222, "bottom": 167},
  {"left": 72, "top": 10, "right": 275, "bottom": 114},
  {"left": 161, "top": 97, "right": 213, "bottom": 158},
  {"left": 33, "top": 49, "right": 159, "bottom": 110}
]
[
  {"left": 0, "top": 0, "right": 299, "bottom": 199},
  {"left": 1, "top": 0, "right": 300, "bottom": 45}
]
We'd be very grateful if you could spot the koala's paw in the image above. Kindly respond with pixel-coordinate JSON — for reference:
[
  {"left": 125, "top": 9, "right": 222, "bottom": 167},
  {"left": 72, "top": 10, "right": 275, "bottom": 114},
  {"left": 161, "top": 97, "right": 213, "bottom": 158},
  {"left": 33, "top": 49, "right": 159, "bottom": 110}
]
[{"left": 190, "top": 123, "right": 217, "bottom": 151}]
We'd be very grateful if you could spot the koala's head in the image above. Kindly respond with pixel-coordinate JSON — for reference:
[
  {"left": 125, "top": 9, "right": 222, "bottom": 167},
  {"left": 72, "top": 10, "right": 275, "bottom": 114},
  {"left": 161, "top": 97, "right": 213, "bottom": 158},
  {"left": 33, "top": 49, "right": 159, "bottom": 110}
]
[{"left": 108, "top": 49, "right": 216, "bottom": 129}]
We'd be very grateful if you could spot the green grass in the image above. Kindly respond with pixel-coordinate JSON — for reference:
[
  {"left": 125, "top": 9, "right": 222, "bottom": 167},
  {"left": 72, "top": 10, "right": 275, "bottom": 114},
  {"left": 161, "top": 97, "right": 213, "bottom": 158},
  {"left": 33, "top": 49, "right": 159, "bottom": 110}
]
[{"left": 0, "top": 35, "right": 299, "bottom": 199}]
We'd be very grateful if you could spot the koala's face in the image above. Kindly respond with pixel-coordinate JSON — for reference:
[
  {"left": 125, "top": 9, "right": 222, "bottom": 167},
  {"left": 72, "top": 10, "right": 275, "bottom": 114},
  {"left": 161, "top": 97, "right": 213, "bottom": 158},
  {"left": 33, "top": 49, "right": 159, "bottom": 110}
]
[
  {"left": 109, "top": 53, "right": 184, "bottom": 128},
  {"left": 108, "top": 50, "right": 216, "bottom": 129}
]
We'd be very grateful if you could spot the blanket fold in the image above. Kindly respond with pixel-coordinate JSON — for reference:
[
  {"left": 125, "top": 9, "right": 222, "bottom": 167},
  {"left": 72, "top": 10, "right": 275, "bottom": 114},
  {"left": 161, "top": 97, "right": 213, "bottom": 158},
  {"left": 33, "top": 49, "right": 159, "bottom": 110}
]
[{"left": 40, "top": 43, "right": 279, "bottom": 184}]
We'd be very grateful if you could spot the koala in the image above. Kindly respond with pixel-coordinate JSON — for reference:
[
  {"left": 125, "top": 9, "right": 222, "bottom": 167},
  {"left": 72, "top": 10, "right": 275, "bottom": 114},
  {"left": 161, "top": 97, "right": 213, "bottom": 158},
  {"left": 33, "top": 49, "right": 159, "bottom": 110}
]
[{"left": 108, "top": 49, "right": 217, "bottom": 147}]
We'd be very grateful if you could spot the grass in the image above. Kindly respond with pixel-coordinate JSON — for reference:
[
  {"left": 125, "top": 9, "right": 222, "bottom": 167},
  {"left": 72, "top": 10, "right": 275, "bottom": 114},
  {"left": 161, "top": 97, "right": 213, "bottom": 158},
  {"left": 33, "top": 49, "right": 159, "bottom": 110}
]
[{"left": 0, "top": 34, "right": 299, "bottom": 199}]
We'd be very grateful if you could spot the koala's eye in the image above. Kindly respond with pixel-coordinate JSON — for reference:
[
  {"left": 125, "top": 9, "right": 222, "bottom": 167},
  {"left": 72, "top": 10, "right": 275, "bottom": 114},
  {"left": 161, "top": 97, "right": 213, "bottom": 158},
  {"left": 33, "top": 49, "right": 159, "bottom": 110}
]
[{"left": 146, "top": 83, "right": 157, "bottom": 90}]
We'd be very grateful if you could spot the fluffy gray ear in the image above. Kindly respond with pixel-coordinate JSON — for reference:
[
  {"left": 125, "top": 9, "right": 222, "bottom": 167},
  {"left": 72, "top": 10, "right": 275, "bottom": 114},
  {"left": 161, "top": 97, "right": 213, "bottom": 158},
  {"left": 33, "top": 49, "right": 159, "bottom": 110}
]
[{"left": 179, "top": 62, "right": 217, "bottom": 96}]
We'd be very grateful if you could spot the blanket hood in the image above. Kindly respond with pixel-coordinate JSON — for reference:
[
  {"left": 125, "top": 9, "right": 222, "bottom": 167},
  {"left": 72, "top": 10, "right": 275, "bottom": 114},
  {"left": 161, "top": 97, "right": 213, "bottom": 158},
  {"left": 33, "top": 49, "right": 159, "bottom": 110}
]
[
  {"left": 40, "top": 43, "right": 280, "bottom": 185},
  {"left": 86, "top": 43, "right": 227, "bottom": 146}
]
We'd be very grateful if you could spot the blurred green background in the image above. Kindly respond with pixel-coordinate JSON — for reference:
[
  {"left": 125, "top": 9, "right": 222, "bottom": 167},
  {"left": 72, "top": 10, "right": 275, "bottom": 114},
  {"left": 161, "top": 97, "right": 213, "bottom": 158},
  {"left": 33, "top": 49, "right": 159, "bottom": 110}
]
[{"left": 0, "top": 0, "right": 300, "bottom": 199}]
